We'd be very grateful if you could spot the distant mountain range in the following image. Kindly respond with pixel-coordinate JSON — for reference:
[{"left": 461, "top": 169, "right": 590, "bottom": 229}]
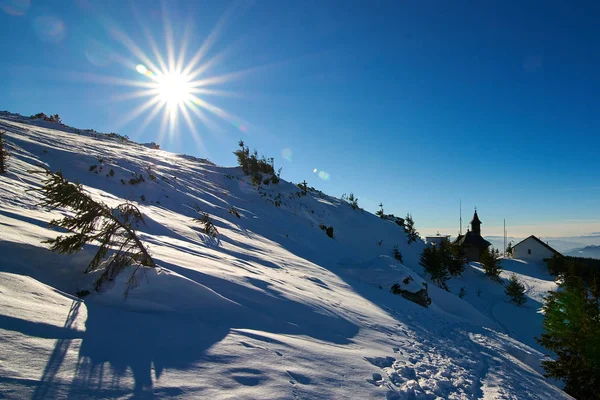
[{"left": 565, "top": 245, "right": 600, "bottom": 260}]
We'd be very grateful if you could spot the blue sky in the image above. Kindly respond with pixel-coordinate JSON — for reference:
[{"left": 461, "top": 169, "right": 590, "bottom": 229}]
[{"left": 1, "top": 0, "right": 599, "bottom": 237}]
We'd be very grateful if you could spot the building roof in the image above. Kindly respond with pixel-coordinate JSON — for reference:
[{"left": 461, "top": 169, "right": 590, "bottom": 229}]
[
  {"left": 454, "top": 230, "right": 491, "bottom": 249},
  {"left": 512, "top": 235, "right": 562, "bottom": 256},
  {"left": 425, "top": 233, "right": 450, "bottom": 239},
  {"left": 470, "top": 210, "right": 482, "bottom": 225}
]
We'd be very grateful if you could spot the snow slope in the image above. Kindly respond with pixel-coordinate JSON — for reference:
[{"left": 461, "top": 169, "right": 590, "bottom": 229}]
[{"left": 0, "top": 114, "right": 570, "bottom": 399}]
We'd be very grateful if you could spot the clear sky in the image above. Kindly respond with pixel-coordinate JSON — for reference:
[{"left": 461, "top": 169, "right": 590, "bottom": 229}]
[{"left": 1, "top": 0, "right": 599, "bottom": 238}]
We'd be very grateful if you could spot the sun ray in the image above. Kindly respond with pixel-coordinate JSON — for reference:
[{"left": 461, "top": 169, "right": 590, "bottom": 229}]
[
  {"left": 157, "top": 105, "right": 171, "bottom": 145},
  {"left": 190, "top": 95, "right": 238, "bottom": 122},
  {"left": 161, "top": 0, "right": 176, "bottom": 72},
  {"left": 109, "top": 25, "right": 162, "bottom": 75},
  {"left": 130, "top": 100, "right": 164, "bottom": 142},
  {"left": 116, "top": 96, "right": 162, "bottom": 130},
  {"left": 188, "top": 102, "right": 223, "bottom": 137},
  {"left": 138, "top": 101, "right": 164, "bottom": 133},
  {"left": 111, "top": 88, "right": 159, "bottom": 102},
  {"left": 189, "top": 87, "right": 243, "bottom": 98},
  {"left": 180, "top": 103, "right": 207, "bottom": 154},
  {"left": 185, "top": 38, "right": 244, "bottom": 81},
  {"left": 69, "top": 71, "right": 155, "bottom": 88},
  {"left": 132, "top": 7, "right": 169, "bottom": 73},
  {"left": 175, "top": 14, "right": 193, "bottom": 74},
  {"left": 181, "top": 2, "right": 239, "bottom": 77},
  {"left": 168, "top": 103, "right": 178, "bottom": 141},
  {"left": 189, "top": 64, "right": 269, "bottom": 88}
]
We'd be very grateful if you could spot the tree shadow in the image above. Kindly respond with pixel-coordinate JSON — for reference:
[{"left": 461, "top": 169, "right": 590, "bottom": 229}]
[
  {"left": 66, "top": 303, "right": 230, "bottom": 399},
  {"left": 0, "top": 241, "right": 358, "bottom": 398},
  {"left": 32, "top": 301, "right": 83, "bottom": 400}
]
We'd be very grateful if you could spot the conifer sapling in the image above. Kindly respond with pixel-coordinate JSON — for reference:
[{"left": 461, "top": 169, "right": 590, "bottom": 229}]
[
  {"left": 404, "top": 213, "right": 419, "bottom": 244},
  {"left": 420, "top": 246, "right": 449, "bottom": 291},
  {"left": 376, "top": 203, "right": 384, "bottom": 218},
  {"left": 393, "top": 246, "right": 403, "bottom": 263},
  {"left": 0, "top": 130, "right": 7, "bottom": 174},
  {"left": 537, "top": 276, "right": 600, "bottom": 399},
  {"left": 506, "top": 242, "right": 513, "bottom": 257},
  {"left": 480, "top": 247, "right": 502, "bottom": 282},
  {"left": 32, "top": 169, "right": 156, "bottom": 294},
  {"left": 505, "top": 274, "right": 527, "bottom": 306},
  {"left": 194, "top": 212, "right": 219, "bottom": 237}
]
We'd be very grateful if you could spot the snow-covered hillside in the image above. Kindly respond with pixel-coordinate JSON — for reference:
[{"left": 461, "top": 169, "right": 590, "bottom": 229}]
[{"left": 0, "top": 114, "right": 570, "bottom": 399}]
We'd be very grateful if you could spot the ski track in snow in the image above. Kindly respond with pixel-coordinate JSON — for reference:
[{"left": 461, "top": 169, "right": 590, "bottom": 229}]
[{"left": 0, "top": 114, "right": 571, "bottom": 399}]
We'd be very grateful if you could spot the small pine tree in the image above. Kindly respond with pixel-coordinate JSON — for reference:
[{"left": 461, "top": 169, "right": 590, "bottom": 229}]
[
  {"left": 459, "top": 287, "right": 466, "bottom": 299},
  {"left": 348, "top": 193, "right": 359, "bottom": 209},
  {"left": 195, "top": 212, "right": 219, "bottom": 237},
  {"left": 233, "top": 140, "right": 275, "bottom": 178},
  {"left": 251, "top": 173, "right": 262, "bottom": 186},
  {"left": 437, "top": 238, "right": 465, "bottom": 276},
  {"left": 404, "top": 213, "right": 419, "bottom": 244},
  {"left": 319, "top": 224, "right": 334, "bottom": 238},
  {"left": 270, "top": 167, "right": 282, "bottom": 184},
  {"left": 480, "top": 247, "right": 502, "bottom": 282},
  {"left": 537, "top": 276, "right": 600, "bottom": 399},
  {"left": 228, "top": 206, "right": 241, "bottom": 218},
  {"left": 32, "top": 169, "right": 156, "bottom": 293},
  {"left": 376, "top": 203, "right": 384, "bottom": 218},
  {"left": 506, "top": 242, "right": 513, "bottom": 256},
  {"left": 0, "top": 130, "right": 8, "bottom": 174},
  {"left": 233, "top": 140, "right": 250, "bottom": 174},
  {"left": 448, "top": 242, "right": 467, "bottom": 276},
  {"left": 420, "top": 246, "right": 449, "bottom": 291},
  {"left": 505, "top": 274, "right": 527, "bottom": 306},
  {"left": 299, "top": 180, "right": 308, "bottom": 196},
  {"left": 393, "top": 246, "right": 403, "bottom": 263}
]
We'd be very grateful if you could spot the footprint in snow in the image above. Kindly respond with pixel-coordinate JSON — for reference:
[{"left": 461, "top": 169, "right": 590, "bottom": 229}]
[
  {"left": 367, "top": 372, "right": 386, "bottom": 386},
  {"left": 286, "top": 370, "right": 311, "bottom": 385},
  {"left": 229, "top": 368, "right": 265, "bottom": 387},
  {"left": 365, "top": 356, "right": 395, "bottom": 368}
]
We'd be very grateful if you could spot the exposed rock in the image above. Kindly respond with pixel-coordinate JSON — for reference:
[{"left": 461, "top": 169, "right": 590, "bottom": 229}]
[{"left": 391, "top": 281, "right": 431, "bottom": 308}]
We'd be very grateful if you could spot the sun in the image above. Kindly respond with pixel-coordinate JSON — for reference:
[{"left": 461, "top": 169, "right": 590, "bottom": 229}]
[
  {"left": 135, "top": 64, "right": 192, "bottom": 108},
  {"left": 128, "top": 58, "right": 249, "bottom": 148},
  {"left": 155, "top": 71, "right": 192, "bottom": 107},
  {"left": 92, "top": 6, "right": 259, "bottom": 150}
]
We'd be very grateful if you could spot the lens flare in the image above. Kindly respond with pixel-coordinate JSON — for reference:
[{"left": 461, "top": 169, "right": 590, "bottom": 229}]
[
  {"left": 1, "top": 0, "right": 30, "bottom": 16},
  {"left": 282, "top": 148, "right": 293, "bottom": 162},
  {"left": 318, "top": 171, "right": 330, "bottom": 181},
  {"left": 85, "top": 40, "right": 114, "bottom": 67},
  {"left": 313, "top": 168, "right": 317, "bottom": 173},
  {"left": 136, "top": 64, "right": 147, "bottom": 74},
  {"left": 32, "top": 15, "right": 65, "bottom": 43}
]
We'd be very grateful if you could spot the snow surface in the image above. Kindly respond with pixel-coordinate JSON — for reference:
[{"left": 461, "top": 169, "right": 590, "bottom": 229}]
[{"left": 0, "top": 114, "right": 571, "bottom": 399}]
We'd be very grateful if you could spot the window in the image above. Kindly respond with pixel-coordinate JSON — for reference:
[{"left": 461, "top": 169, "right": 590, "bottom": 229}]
[{"left": 528, "top": 249, "right": 531, "bottom": 255}]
